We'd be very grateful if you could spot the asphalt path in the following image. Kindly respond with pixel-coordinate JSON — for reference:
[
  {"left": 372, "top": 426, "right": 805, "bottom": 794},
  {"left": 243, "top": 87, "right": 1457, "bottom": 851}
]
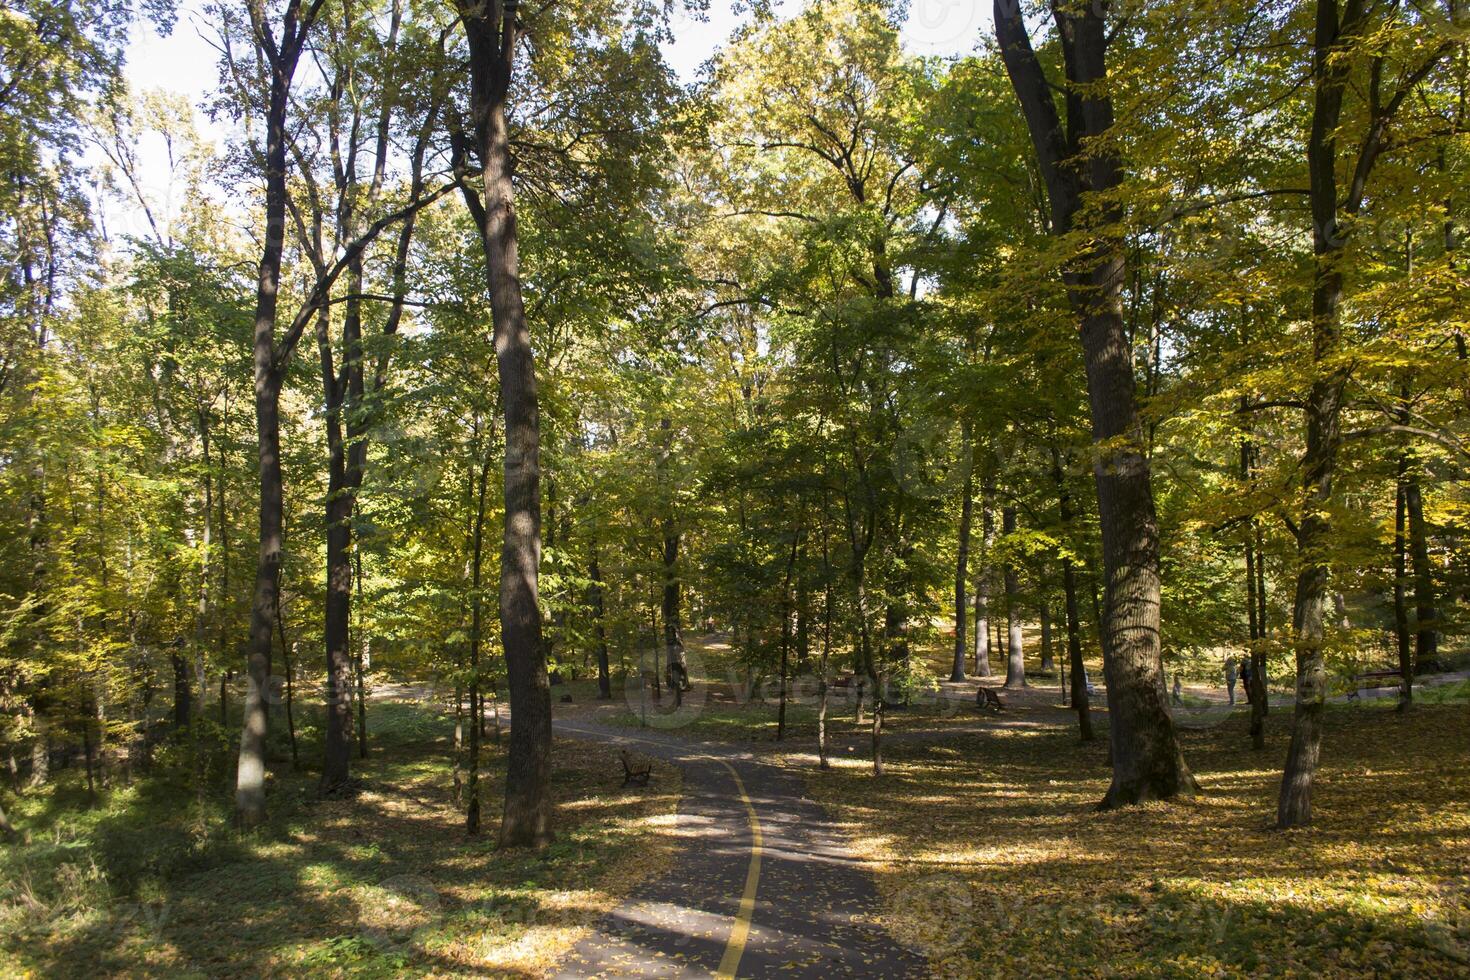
[{"left": 550, "top": 719, "right": 925, "bottom": 979}]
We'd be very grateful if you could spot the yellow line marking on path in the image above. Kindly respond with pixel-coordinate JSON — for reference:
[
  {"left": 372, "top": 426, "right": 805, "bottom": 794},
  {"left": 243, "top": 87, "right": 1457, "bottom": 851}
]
[
  {"left": 555, "top": 724, "right": 763, "bottom": 979},
  {"left": 715, "top": 760, "right": 761, "bottom": 980}
]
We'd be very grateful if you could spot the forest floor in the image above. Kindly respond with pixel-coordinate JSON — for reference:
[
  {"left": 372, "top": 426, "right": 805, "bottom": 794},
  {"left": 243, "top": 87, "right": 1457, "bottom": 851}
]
[
  {"left": 0, "top": 699, "right": 682, "bottom": 978},
  {"left": 545, "top": 634, "right": 1470, "bottom": 976},
  {"left": 807, "top": 697, "right": 1470, "bottom": 977},
  {"left": 5, "top": 642, "right": 1466, "bottom": 978}
]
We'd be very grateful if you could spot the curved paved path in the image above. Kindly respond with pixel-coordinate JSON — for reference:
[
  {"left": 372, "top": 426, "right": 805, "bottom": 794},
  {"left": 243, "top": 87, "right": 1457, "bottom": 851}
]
[{"left": 551, "top": 720, "right": 925, "bottom": 979}]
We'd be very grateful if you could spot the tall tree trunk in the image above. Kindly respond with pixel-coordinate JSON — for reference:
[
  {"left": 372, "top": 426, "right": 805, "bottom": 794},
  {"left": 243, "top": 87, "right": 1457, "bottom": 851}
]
[
  {"left": 1279, "top": 0, "right": 1354, "bottom": 829},
  {"left": 275, "top": 597, "right": 299, "bottom": 769},
  {"left": 319, "top": 303, "right": 356, "bottom": 795},
  {"left": 171, "top": 653, "right": 191, "bottom": 729},
  {"left": 239, "top": 348, "right": 281, "bottom": 828},
  {"left": 237, "top": 0, "right": 320, "bottom": 831},
  {"left": 662, "top": 519, "right": 686, "bottom": 683},
  {"left": 1039, "top": 592, "right": 1055, "bottom": 672},
  {"left": 462, "top": 1, "right": 550, "bottom": 848},
  {"left": 996, "top": 0, "right": 1193, "bottom": 807},
  {"left": 795, "top": 538, "right": 810, "bottom": 670},
  {"left": 588, "top": 544, "right": 612, "bottom": 700},
  {"left": 1242, "top": 429, "right": 1268, "bottom": 748},
  {"left": 1002, "top": 506, "right": 1025, "bottom": 689},
  {"left": 1051, "top": 449, "right": 1092, "bottom": 741},
  {"left": 973, "top": 480, "right": 994, "bottom": 676},
  {"left": 466, "top": 437, "right": 491, "bottom": 835},
  {"left": 355, "top": 551, "right": 369, "bottom": 758},
  {"left": 1254, "top": 523, "right": 1268, "bottom": 720},
  {"left": 777, "top": 525, "right": 800, "bottom": 740},
  {"left": 951, "top": 424, "right": 974, "bottom": 682},
  {"left": 818, "top": 501, "right": 834, "bottom": 769},
  {"left": 186, "top": 407, "right": 212, "bottom": 729},
  {"left": 1393, "top": 477, "right": 1414, "bottom": 710},
  {"left": 1403, "top": 459, "right": 1437, "bottom": 672}
]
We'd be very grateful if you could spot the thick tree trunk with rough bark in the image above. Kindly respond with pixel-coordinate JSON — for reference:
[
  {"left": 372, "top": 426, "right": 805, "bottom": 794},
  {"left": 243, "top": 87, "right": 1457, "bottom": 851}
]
[
  {"left": 995, "top": 0, "right": 1192, "bottom": 806},
  {"left": 462, "top": 0, "right": 551, "bottom": 848}
]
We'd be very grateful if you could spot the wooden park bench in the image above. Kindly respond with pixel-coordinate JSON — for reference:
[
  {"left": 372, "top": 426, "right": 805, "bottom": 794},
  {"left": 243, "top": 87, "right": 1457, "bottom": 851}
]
[
  {"left": 620, "top": 750, "right": 652, "bottom": 788},
  {"left": 976, "top": 687, "right": 1004, "bottom": 713},
  {"left": 1346, "top": 669, "right": 1401, "bottom": 700}
]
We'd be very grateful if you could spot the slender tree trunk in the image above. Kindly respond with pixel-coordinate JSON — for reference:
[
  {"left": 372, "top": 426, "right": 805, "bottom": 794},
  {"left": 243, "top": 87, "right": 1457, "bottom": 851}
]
[
  {"left": 1003, "top": 506, "right": 1025, "bottom": 689},
  {"left": 1279, "top": 0, "right": 1355, "bottom": 829},
  {"left": 1061, "top": 559, "right": 1092, "bottom": 740},
  {"left": 1242, "top": 430, "right": 1268, "bottom": 748},
  {"left": 795, "top": 541, "right": 810, "bottom": 670},
  {"left": 951, "top": 426, "right": 974, "bottom": 682},
  {"left": 453, "top": 682, "right": 464, "bottom": 803},
  {"left": 662, "top": 519, "right": 686, "bottom": 684},
  {"left": 462, "top": 1, "right": 550, "bottom": 848},
  {"left": 184, "top": 408, "right": 212, "bottom": 729},
  {"left": 1393, "top": 477, "right": 1413, "bottom": 710},
  {"left": 1403, "top": 463, "right": 1436, "bottom": 672},
  {"left": 1254, "top": 523, "right": 1269, "bottom": 722},
  {"left": 217, "top": 402, "right": 231, "bottom": 720},
  {"left": 355, "top": 551, "right": 368, "bottom": 758},
  {"left": 466, "top": 440, "right": 491, "bottom": 835},
  {"left": 171, "top": 653, "right": 192, "bottom": 729},
  {"left": 818, "top": 514, "right": 833, "bottom": 769},
  {"left": 777, "top": 604, "right": 791, "bottom": 741},
  {"left": 275, "top": 595, "right": 298, "bottom": 769},
  {"left": 1051, "top": 449, "right": 1092, "bottom": 740},
  {"left": 27, "top": 713, "right": 48, "bottom": 789},
  {"left": 588, "top": 545, "right": 612, "bottom": 699},
  {"left": 777, "top": 525, "right": 800, "bottom": 740},
  {"left": 1039, "top": 593, "right": 1055, "bottom": 672},
  {"left": 974, "top": 480, "right": 994, "bottom": 677},
  {"left": 870, "top": 671, "right": 885, "bottom": 776},
  {"left": 319, "top": 305, "right": 355, "bottom": 795}
]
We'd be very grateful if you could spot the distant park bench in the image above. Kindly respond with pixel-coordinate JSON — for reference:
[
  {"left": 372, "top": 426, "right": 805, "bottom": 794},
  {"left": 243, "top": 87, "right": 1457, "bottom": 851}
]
[
  {"left": 1347, "top": 669, "right": 1402, "bottom": 699},
  {"left": 975, "top": 687, "right": 1004, "bottom": 713},
  {"left": 620, "top": 750, "right": 651, "bottom": 788}
]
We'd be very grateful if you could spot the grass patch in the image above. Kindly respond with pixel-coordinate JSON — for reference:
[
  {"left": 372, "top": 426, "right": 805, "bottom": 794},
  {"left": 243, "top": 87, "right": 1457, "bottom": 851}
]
[
  {"left": 1, "top": 696, "right": 681, "bottom": 978},
  {"left": 806, "top": 698, "right": 1470, "bottom": 977}
]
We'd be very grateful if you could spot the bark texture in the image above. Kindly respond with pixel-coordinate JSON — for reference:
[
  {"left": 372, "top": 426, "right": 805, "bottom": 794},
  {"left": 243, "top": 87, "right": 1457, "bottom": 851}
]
[
  {"left": 995, "top": 0, "right": 1192, "bottom": 805},
  {"left": 462, "top": 0, "right": 552, "bottom": 848}
]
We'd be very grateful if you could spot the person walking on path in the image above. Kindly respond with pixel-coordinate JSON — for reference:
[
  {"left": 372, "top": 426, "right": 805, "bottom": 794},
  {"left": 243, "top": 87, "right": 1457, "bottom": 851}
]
[{"left": 1225, "top": 655, "right": 1238, "bottom": 705}]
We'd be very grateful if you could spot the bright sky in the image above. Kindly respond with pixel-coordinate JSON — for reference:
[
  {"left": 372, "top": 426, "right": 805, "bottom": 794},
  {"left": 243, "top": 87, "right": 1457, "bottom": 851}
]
[
  {"left": 125, "top": 0, "right": 989, "bottom": 98},
  {"left": 110, "top": 1, "right": 990, "bottom": 241}
]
